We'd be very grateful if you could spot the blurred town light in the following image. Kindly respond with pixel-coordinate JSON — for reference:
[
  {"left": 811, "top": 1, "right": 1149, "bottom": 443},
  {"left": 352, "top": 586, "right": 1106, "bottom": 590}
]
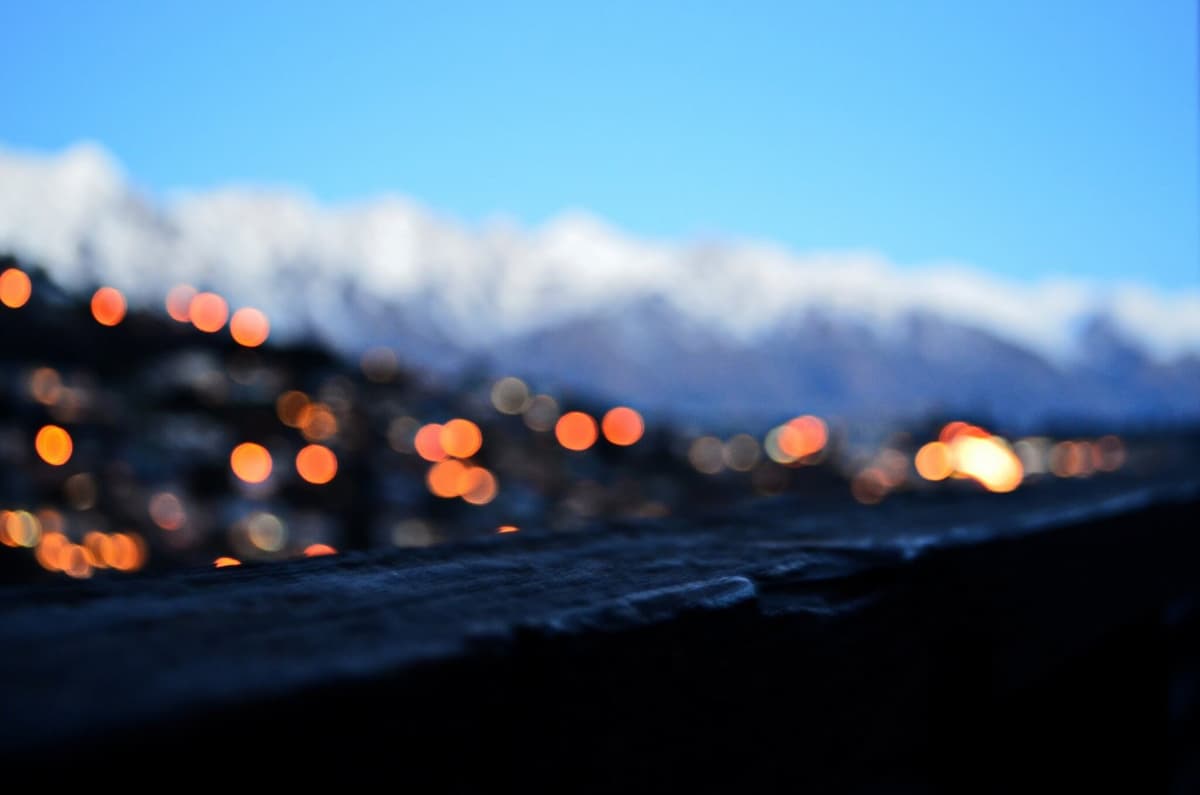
[
  {"left": 189, "top": 292, "right": 229, "bottom": 333},
  {"left": 296, "top": 444, "right": 338, "bottom": 484},
  {"left": 230, "top": 442, "right": 273, "bottom": 484},
  {"left": 440, "top": 419, "right": 483, "bottom": 458},
  {"left": 602, "top": 407, "right": 644, "bottom": 446},
  {"left": 91, "top": 286, "right": 127, "bottom": 326},
  {"left": 914, "top": 441, "right": 954, "bottom": 481},
  {"left": 491, "top": 377, "right": 532, "bottom": 414},
  {"left": 229, "top": 307, "right": 270, "bottom": 347},
  {"left": 0, "top": 267, "right": 32, "bottom": 308},
  {"left": 165, "top": 284, "right": 197, "bottom": 322},
  {"left": 35, "top": 424, "right": 73, "bottom": 465},
  {"left": 555, "top": 412, "right": 598, "bottom": 451},
  {"left": 414, "top": 423, "right": 448, "bottom": 462}
]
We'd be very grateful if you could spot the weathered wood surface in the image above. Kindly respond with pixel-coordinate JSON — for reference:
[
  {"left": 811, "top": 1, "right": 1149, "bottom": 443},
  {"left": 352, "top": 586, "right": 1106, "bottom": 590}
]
[{"left": 2, "top": 476, "right": 1198, "bottom": 788}]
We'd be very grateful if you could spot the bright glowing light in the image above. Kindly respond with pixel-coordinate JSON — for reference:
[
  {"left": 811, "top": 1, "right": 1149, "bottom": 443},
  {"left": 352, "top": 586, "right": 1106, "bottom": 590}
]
[
  {"left": 723, "top": 434, "right": 760, "bottom": 472},
  {"left": 939, "top": 421, "right": 989, "bottom": 444},
  {"left": 523, "top": 394, "right": 559, "bottom": 432},
  {"left": 414, "top": 423, "right": 448, "bottom": 462},
  {"left": 952, "top": 435, "right": 1023, "bottom": 492},
  {"left": 914, "top": 441, "right": 954, "bottom": 481},
  {"left": 165, "top": 284, "right": 197, "bottom": 322},
  {"left": 497, "top": 525, "right": 519, "bottom": 534},
  {"left": 229, "top": 307, "right": 270, "bottom": 347},
  {"left": 441, "top": 418, "right": 483, "bottom": 458},
  {"left": 108, "top": 533, "right": 146, "bottom": 571},
  {"left": 84, "top": 531, "right": 113, "bottom": 568},
  {"left": 190, "top": 292, "right": 229, "bottom": 333},
  {"left": 230, "top": 442, "right": 273, "bottom": 484},
  {"left": 778, "top": 415, "right": 827, "bottom": 460},
  {"left": 555, "top": 411, "right": 598, "bottom": 451},
  {"left": 602, "top": 407, "right": 644, "bottom": 446},
  {"left": 246, "top": 512, "right": 286, "bottom": 551},
  {"left": 35, "top": 531, "right": 68, "bottom": 570},
  {"left": 361, "top": 347, "right": 400, "bottom": 382},
  {"left": 427, "top": 459, "right": 469, "bottom": 498},
  {"left": 298, "top": 403, "right": 338, "bottom": 441},
  {"left": 491, "top": 377, "right": 532, "bottom": 415},
  {"left": 214, "top": 556, "right": 241, "bottom": 568},
  {"left": 4, "top": 510, "right": 41, "bottom": 547},
  {"left": 149, "top": 492, "right": 186, "bottom": 530},
  {"left": 688, "top": 436, "right": 725, "bottom": 475},
  {"left": 62, "top": 544, "right": 93, "bottom": 579},
  {"left": 276, "top": 390, "right": 310, "bottom": 427},
  {"left": 91, "top": 286, "right": 126, "bottom": 326},
  {"left": 304, "top": 543, "right": 337, "bottom": 557},
  {"left": 29, "top": 367, "right": 62, "bottom": 405},
  {"left": 460, "top": 467, "right": 498, "bottom": 505},
  {"left": 35, "top": 424, "right": 73, "bottom": 466},
  {"left": 296, "top": 444, "right": 338, "bottom": 484},
  {"left": 0, "top": 267, "right": 31, "bottom": 308}
]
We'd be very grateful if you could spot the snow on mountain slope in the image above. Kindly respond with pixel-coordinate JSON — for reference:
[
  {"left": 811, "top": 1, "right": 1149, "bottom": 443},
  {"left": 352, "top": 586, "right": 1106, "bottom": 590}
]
[{"left": 2, "top": 142, "right": 1198, "bottom": 426}]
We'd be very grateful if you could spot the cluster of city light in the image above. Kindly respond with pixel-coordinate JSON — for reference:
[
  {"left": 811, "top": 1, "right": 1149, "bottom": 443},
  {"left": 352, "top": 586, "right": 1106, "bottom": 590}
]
[
  {"left": 2, "top": 508, "right": 146, "bottom": 578},
  {"left": 1, "top": 263, "right": 1146, "bottom": 578}
]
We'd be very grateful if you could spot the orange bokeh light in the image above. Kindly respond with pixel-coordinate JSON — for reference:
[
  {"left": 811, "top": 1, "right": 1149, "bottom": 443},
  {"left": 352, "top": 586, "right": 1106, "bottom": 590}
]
[
  {"left": 296, "top": 444, "right": 338, "bottom": 484},
  {"left": 914, "top": 441, "right": 954, "bottom": 481},
  {"left": 602, "top": 407, "right": 644, "bottom": 446},
  {"left": 952, "top": 436, "right": 1023, "bottom": 493},
  {"left": 304, "top": 543, "right": 337, "bottom": 557},
  {"left": 776, "top": 415, "right": 827, "bottom": 461},
  {"left": 414, "top": 423, "right": 448, "bottom": 462},
  {"left": 230, "top": 442, "right": 273, "bottom": 484},
  {"left": 35, "top": 424, "right": 73, "bottom": 466},
  {"left": 165, "top": 284, "right": 196, "bottom": 322},
  {"left": 230, "top": 307, "right": 270, "bottom": 347},
  {"left": 214, "top": 556, "right": 241, "bottom": 568},
  {"left": 460, "top": 467, "right": 498, "bottom": 505},
  {"left": 298, "top": 403, "right": 338, "bottom": 441},
  {"left": 0, "top": 267, "right": 32, "bottom": 308},
  {"left": 276, "top": 390, "right": 310, "bottom": 427},
  {"left": 190, "top": 292, "right": 229, "bottom": 333},
  {"left": 91, "top": 287, "right": 127, "bottom": 326},
  {"left": 106, "top": 532, "right": 146, "bottom": 572},
  {"left": 555, "top": 411, "right": 598, "bottom": 451},
  {"left": 440, "top": 418, "right": 483, "bottom": 459},
  {"left": 427, "top": 459, "right": 468, "bottom": 497},
  {"left": 498, "top": 525, "right": 519, "bottom": 534}
]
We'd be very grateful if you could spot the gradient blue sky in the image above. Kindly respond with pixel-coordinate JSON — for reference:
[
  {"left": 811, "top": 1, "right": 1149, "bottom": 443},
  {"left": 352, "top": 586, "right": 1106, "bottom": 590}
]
[{"left": 2, "top": 1, "right": 1197, "bottom": 287}]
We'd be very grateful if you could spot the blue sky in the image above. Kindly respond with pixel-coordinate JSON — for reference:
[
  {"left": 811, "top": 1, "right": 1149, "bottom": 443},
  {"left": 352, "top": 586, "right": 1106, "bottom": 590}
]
[{"left": 2, "top": 1, "right": 1197, "bottom": 287}]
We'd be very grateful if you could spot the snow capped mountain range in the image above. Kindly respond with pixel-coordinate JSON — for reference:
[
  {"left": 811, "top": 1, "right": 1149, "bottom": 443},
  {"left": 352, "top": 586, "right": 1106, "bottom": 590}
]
[{"left": 1, "top": 142, "right": 1198, "bottom": 428}]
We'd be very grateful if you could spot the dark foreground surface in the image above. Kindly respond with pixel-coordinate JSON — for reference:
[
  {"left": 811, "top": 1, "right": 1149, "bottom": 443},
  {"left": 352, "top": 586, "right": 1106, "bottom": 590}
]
[{"left": 2, "top": 475, "right": 1199, "bottom": 791}]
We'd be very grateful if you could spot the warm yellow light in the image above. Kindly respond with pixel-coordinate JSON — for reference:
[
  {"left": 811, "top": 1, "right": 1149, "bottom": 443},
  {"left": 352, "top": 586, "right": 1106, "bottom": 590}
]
[
  {"left": 497, "top": 525, "right": 519, "bottom": 534},
  {"left": 914, "top": 441, "right": 954, "bottom": 481},
  {"left": 440, "top": 418, "right": 483, "bottom": 458},
  {"left": 602, "top": 407, "right": 644, "bottom": 446},
  {"left": 296, "top": 444, "right": 338, "bottom": 484},
  {"left": 0, "top": 267, "right": 31, "bottom": 308},
  {"left": 414, "top": 423, "right": 448, "bottom": 462},
  {"left": 190, "top": 292, "right": 229, "bottom": 333},
  {"left": 555, "top": 411, "right": 598, "bottom": 451},
  {"left": 230, "top": 442, "right": 273, "bottom": 484},
  {"left": 460, "top": 467, "right": 498, "bottom": 505},
  {"left": 35, "top": 424, "right": 73, "bottom": 466},
  {"left": 91, "top": 287, "right": 127, "bottom": 326},
  {"left": 214, "top": 556, "right": 241, "bottom": 568},
  {"left": 165, "top": 284, "right": 197, "bottom": 322},
  {"left": 229, "top": 307, "right": 270, "bottom": 347},
  {"left": 427, "top": 459, "right": 468, "bottom": 497},
  {"left": 952, "top": 436, "right": 1023, "bottom": 493}
]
